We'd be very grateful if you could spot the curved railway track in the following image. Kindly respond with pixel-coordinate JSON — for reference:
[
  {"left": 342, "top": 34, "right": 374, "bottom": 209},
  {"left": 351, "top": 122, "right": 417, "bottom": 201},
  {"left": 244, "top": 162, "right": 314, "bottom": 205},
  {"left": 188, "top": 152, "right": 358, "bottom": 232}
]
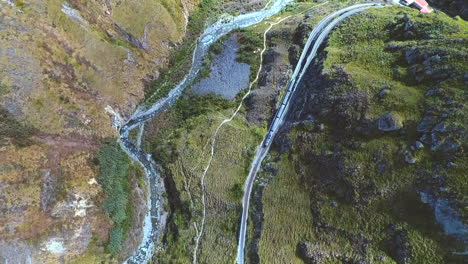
[{"left": 236, "top": 3, "right": 388, "bottom": 264}]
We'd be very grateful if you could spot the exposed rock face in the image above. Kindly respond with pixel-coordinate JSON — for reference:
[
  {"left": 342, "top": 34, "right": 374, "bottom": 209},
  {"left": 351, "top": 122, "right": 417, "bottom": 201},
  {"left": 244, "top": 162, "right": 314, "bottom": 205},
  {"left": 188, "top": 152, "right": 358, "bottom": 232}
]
[
  {"left": 297, "top": 242, "right": 330, "bottom": 264},
  {"left": 378, "top": 113, "right": 403, "bottom": 132},
  {"left": 417, "top": 115, "right": 437, "bottom": 133},
  {"left": 245, "top": 26, "right": 293, "bottom": 126},
  {"left": 293, "top": 22, "right": 313, "bottom": 47},
  {"left": 419, "top": 189, "right": 468, "bottom": 243},
  {"left": 288, "top": 44, "right": 301, "bottom": 67},
  {"left": 427, "top": 0, "right": 468, "bottom": 20},
  {"left": 247, "top": 185, "right": 266, "bottom": 264}
]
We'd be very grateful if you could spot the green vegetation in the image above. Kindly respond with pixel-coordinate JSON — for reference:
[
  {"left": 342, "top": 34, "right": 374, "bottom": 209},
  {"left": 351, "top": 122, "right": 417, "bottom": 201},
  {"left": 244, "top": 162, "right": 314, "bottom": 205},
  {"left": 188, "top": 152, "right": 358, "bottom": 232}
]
[
  {"left": 96, "top": 140, "right": 135, "bottom": 256},
  {"left": 150, "top": 4, "right": 302, "bottom": 262},
  {"left": 237, "top": 29, "right": 263, "bottom": 81},
  {"left": 258, "top": 7, "right": 467, "bottom": 264},
  {"left": 197, "top": 34, "right": 229, "bottom": 80},
  {"left": 173, "top": 93, "right": 236, "bottom": 129},
  {"left": 148, "top": 91, "right": 264, "bottom": 262},
  {"left": 323, "top": 7, "right": 467, "bottom": 197},
  {"left": 143, "top": 19, "right": 273, "bottom": 257},
  {"left": 324, "top": 7, "right": 467, "bottom": 120},
  {"left": 145, "top": 0, "right": 227, "bottom": 103},
  {"left": 0, "top": 107, "right": 37, "bottom": 147},
  {"left": 0, "top": 82, "right": 7, "bottom": 95},
  {"left": 257, "top": 157, "right": 316, "bottom": 264}
]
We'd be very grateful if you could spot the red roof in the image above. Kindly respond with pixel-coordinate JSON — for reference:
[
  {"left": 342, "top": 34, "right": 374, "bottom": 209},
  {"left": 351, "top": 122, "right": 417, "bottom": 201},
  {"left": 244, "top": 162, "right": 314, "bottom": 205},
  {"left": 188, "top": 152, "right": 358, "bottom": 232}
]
[
  {"left": 420, "top": 6, "right": 431, "bottom": 13},
  {"left": 409, "top": 0, "right": 432, "bottom": 13},
  {"left": 415, "top": 0, "right": 428, "bottom": 6},
  {"left": 413, "top": 0, "right": 429, "bottom": 9}
]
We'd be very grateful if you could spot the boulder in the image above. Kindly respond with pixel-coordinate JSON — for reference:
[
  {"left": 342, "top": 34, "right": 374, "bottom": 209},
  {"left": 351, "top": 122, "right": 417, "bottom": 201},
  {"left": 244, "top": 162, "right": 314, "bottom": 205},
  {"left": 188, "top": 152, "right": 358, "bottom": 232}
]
[
  {"left": 432, "top": 122, "right": 448, "bottom": 133},
  {"left": 420, "top": 133, "right": 431, "bottom": 145},
  {"left": 297, "top": 242, "right": 331, "bottom": 264},
  {"left": 415, "top": 141, "right": 424, "bottom": 149},
  {"left": 378, "top": 113, "right": 403, "bottom": 132},
  {"left": 378, "top": 88, "right": 390, "bottom": 97},
  {"left": 417, "top": 116, "right": 437, "bottom": 133},
  {"left": 405, "top": 48, "right": 423, "bottom": 65},
  {"left": 425, "top": 87, "right": 440, "bottom": 97},
  {"left": 429, "top": 133, "right": 459, "bottom": 152},
  {"left": 404, "top": 154, "right": 416, "bottom": 164}
]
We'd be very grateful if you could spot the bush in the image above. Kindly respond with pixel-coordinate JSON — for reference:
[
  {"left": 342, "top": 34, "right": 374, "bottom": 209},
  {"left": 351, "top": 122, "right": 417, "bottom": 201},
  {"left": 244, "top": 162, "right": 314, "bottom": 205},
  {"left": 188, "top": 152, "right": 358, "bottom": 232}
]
[
  {"left": 96, "top": 140, "right": 133, "bottom": 255},
  {"left": 173, "top": 93, "right": 235, "bottom": 127},
  {"left": 229, "top": 183, "right": 243, "bottom": 200},
  {"left": 107, "top": 227, "right": 124, "bottom": 255},
  {"left": 0, "top": 107, "right": 36, "bottom": 147}
]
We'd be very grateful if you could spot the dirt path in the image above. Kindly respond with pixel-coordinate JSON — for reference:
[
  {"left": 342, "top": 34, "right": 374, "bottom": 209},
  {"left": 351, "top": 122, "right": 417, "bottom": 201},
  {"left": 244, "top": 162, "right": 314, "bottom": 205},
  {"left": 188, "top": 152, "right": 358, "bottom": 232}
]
[{"left": 192, "top": 14, "right": 292, "bottom": 264}]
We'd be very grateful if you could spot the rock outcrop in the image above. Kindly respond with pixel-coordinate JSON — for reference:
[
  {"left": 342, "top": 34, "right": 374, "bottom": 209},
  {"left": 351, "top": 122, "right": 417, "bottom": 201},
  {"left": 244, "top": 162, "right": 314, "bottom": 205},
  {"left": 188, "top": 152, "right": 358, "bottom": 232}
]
[{"left": 378, "top": 113, "right": 403, "bottom": 132}]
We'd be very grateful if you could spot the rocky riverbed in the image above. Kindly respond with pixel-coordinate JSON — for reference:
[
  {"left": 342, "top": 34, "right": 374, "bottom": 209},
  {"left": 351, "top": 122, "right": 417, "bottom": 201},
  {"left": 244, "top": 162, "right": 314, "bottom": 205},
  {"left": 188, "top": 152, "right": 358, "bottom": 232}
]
[{"left": 192, "top": 34, "right": 251, "bottom": 100}]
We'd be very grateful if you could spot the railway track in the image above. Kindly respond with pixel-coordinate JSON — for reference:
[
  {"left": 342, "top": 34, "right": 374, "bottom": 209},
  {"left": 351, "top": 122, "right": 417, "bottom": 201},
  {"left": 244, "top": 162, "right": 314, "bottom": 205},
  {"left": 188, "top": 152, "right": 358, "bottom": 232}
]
[{"left": 236, "top": 3, "right": 387, "bottom": 264}]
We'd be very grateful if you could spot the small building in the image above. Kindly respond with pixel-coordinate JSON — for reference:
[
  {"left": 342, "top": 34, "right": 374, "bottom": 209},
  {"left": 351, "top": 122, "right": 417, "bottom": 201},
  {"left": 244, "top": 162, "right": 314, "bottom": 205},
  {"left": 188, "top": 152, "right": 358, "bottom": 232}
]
[{"left": 400, "top": 0, "right": 432, "bottom": 13}]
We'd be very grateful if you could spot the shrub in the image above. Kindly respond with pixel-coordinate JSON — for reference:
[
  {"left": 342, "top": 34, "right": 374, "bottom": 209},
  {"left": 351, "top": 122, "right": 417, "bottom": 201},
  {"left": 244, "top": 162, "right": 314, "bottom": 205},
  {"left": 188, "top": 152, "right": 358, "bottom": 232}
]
[
  {"left": 107, "top": 227, "right": 124, "bottom": 255},
  {"left": 0, "top": 107, "right": 37, "bottom": 147},
  {"left": 96, "top": 140, "right": 133, "bottom": 255}
]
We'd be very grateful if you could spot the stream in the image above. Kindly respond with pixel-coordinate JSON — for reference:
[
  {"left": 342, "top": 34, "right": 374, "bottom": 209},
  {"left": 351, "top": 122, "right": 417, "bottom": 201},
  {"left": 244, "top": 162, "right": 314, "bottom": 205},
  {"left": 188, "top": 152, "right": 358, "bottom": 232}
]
[{"left": 119, "top": 1, "right": 294, "bottom": 263}]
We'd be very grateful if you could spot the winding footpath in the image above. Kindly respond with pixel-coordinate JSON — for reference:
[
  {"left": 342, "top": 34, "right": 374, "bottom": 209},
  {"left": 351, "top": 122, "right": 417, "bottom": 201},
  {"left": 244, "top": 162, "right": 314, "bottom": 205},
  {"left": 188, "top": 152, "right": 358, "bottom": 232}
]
[
  {"left": 192, "top": 14, "right": 294, "bottom": 264},
  {"left": 235, "top": 3, "right": 388, "bottom": 264},
  {"left": 117, "top": 1, "right": 294, "bottom": 263}
]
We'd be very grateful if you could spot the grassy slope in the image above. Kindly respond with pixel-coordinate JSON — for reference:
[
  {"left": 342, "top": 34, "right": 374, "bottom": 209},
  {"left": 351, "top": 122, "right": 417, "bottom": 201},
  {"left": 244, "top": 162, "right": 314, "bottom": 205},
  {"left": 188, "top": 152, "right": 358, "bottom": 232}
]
[
  {"left": 149, "top": 98, "right": 265, "bottom": 263},
  {"left": 258, "top": 6, "right": 467, "bottom": 264},
  {"left": 323, "top": 6, "right": 467, "bottom": 205},
  {"left": 258, "top": 157, "right": 316, "bottom": 264}
]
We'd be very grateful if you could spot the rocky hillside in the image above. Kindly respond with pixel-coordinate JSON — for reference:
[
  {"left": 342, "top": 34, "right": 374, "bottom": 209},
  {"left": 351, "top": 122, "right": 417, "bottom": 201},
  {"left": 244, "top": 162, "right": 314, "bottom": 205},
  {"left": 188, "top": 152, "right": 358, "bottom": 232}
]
[
  {"left": 427, "top": 0, "right": 468, "bottom": 20},
  {"left": 257, "top": 6, "right": 467, "bottom": 264},
  {"left": 0, "top": 0, "right": 199, "bottom": 262}
]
